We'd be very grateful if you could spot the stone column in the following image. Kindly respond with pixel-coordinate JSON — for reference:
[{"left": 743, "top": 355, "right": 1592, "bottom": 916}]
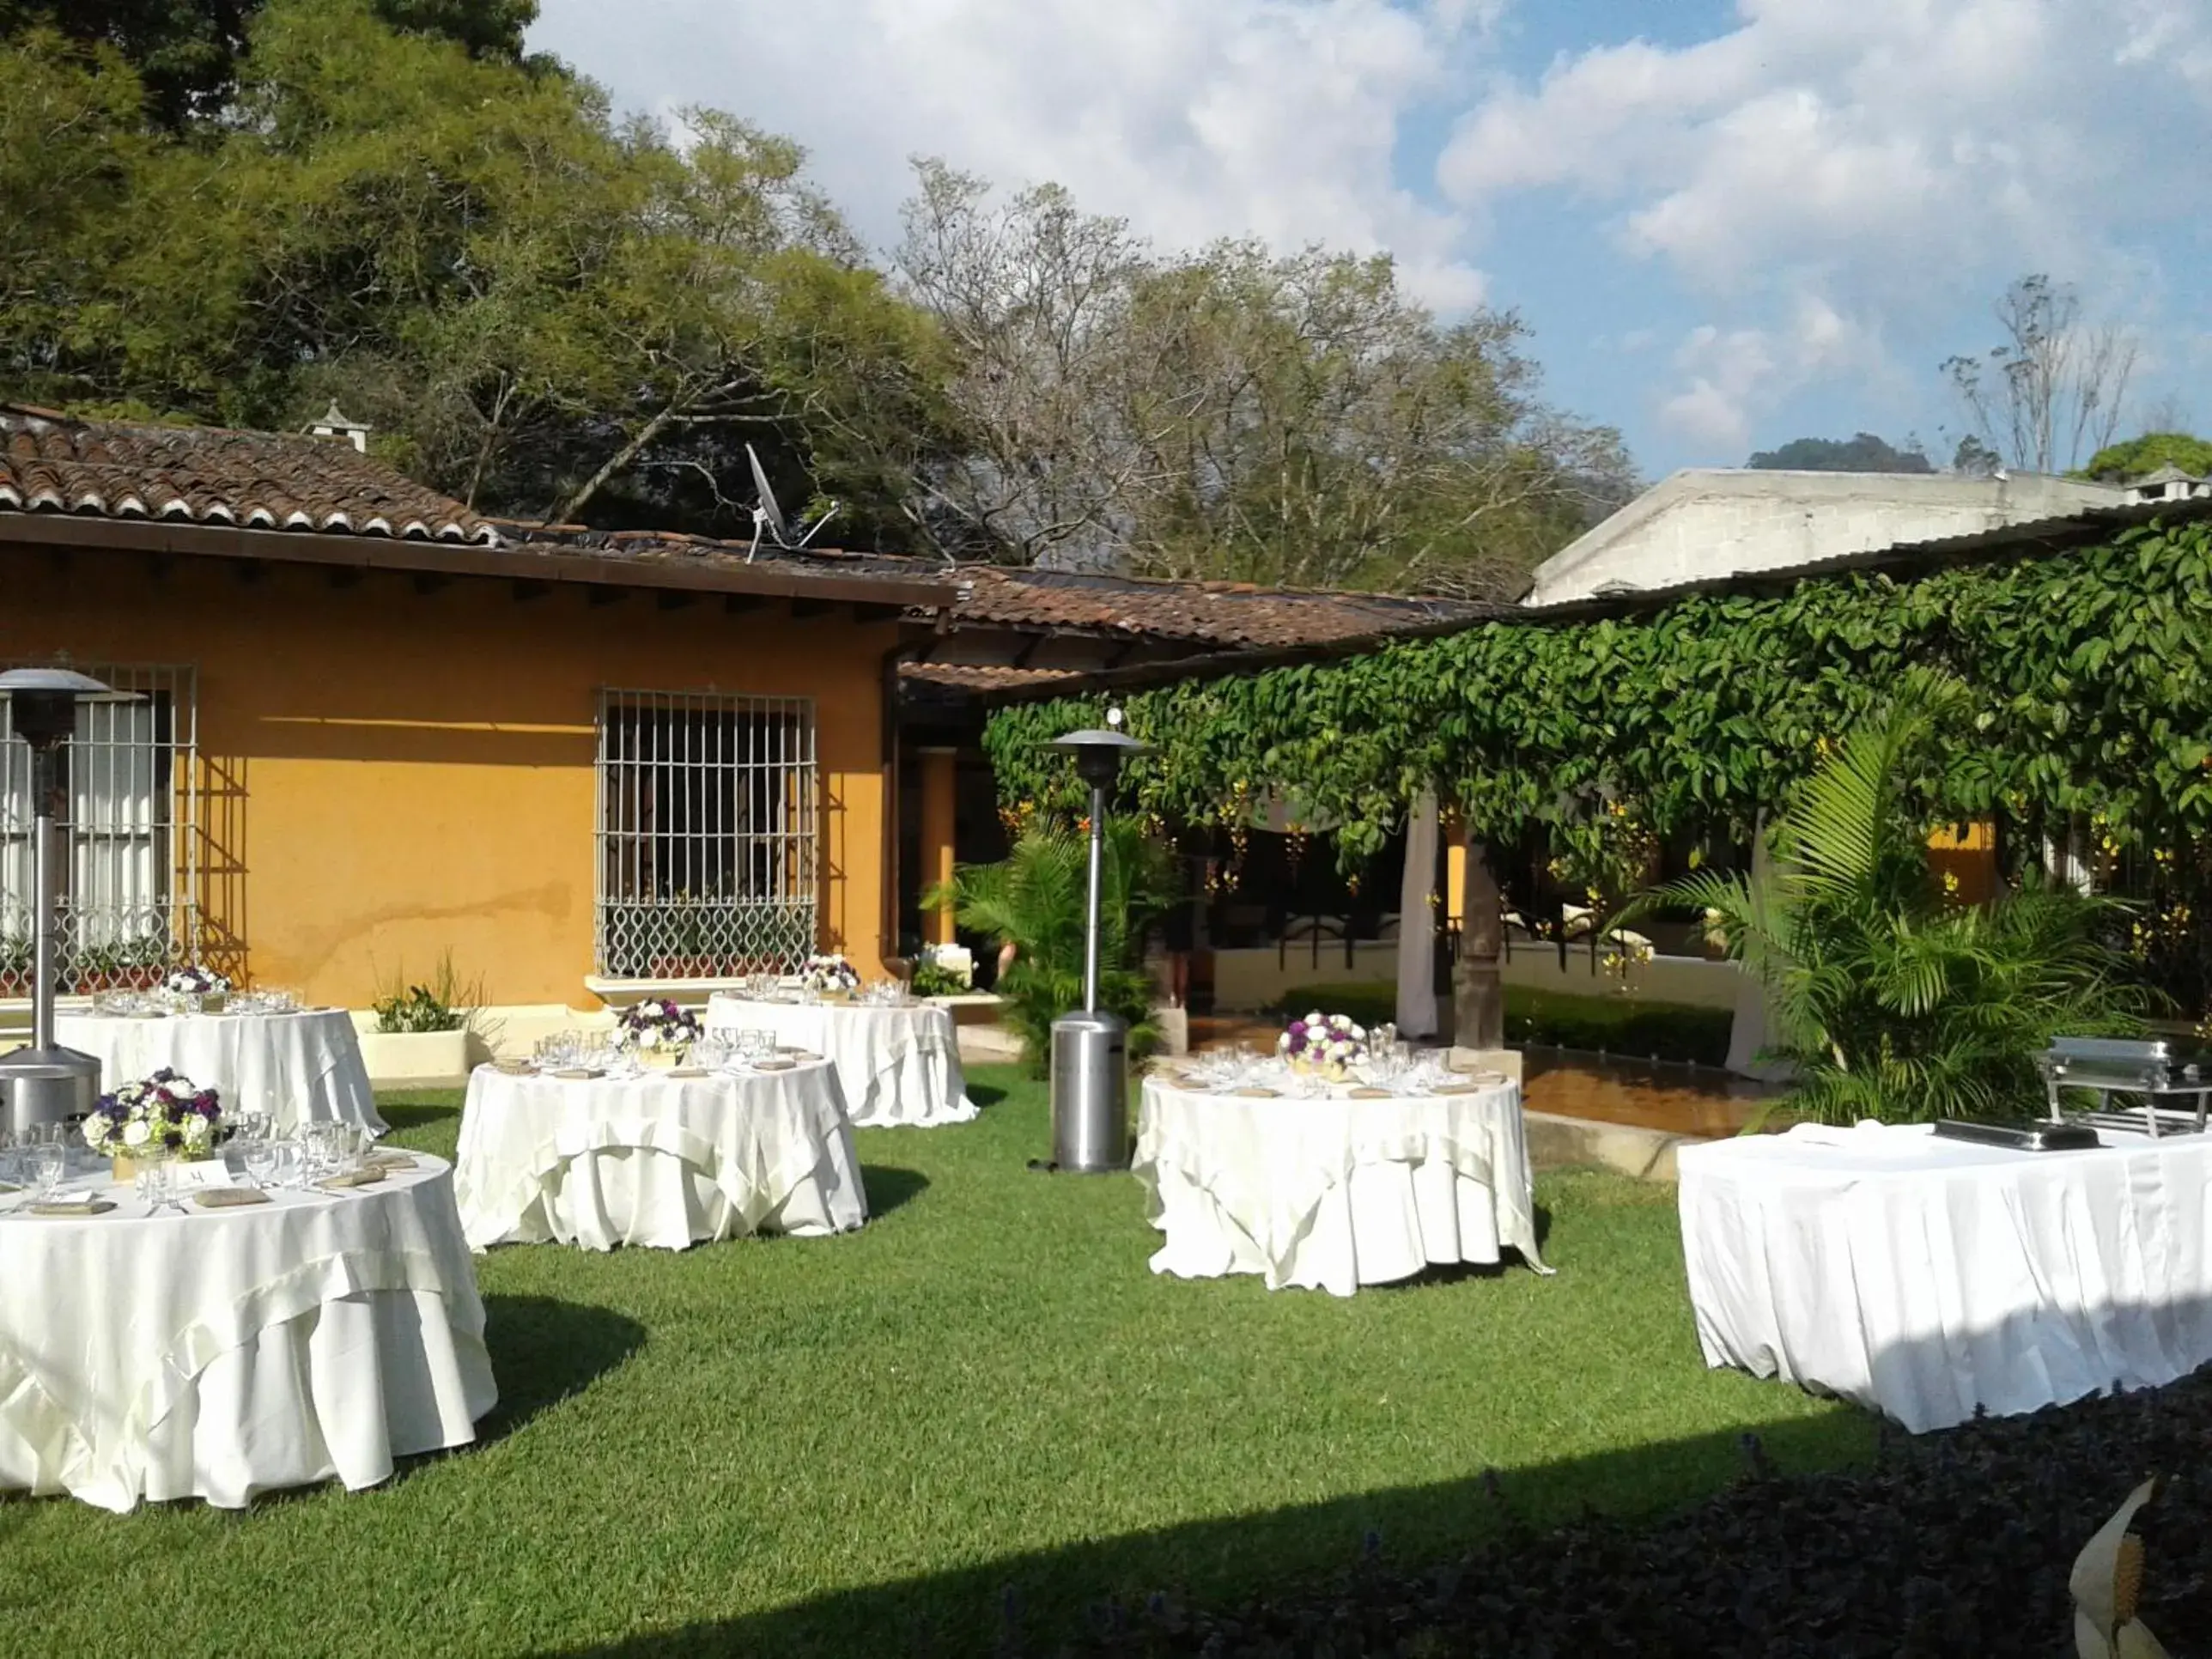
[
  {"left": 917, "top": 746, "right": 958, "bottom": 947},
  {"left": 1450, "top": 828, "right": 1504, "bottom": 1050}
]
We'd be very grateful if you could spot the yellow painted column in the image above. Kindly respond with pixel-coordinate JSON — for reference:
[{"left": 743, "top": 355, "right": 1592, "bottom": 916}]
[
  {"left": 1927, "top": 820, "right": 1997, "bottom": 903},
  {"left": 918, "top": 747, "right": 958, "bottom": 946}
]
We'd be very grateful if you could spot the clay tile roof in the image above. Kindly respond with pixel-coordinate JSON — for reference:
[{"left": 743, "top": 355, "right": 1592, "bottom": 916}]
[
  {"left": 494, "top": 518, "right": 945, "bottom": 583},
  {"left": 944, "top": 564, "right": 1504, "bottom": 649},
  {"left": 0, "top": 406, "right": 497, "bottom": 544},
  {"left": 899, "top": 661, "right": 1086, "bottom": 700}
]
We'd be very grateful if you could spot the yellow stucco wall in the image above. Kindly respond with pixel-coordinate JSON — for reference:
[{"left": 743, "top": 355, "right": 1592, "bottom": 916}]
[{"left": 0, "top": 548, "right": 897, "bottom": 1007}]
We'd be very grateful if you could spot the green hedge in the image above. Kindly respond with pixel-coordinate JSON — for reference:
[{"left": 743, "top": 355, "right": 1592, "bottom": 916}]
[{"left": 1273, "top": 982, "right": 1734, "bottom": 1066}]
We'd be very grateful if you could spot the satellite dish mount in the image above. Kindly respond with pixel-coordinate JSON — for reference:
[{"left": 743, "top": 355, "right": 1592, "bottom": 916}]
[{"left": 745, "top": 445, "right": 839, "bottom": 562}]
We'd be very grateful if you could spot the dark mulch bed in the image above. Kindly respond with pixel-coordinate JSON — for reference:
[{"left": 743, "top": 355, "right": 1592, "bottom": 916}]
[{"left": 1044, "top": 1373, "right": 2212, "bottom": 1657}]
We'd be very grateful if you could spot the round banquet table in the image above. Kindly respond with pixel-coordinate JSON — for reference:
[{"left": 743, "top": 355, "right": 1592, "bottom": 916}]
[
  {"left": 1134, "top": 1070, "right": 1551, "bottom": 1297},
  {"left": 56, "top": 1007, "right": 385, "bottom": 1134},
  {"left": 704, "top": 994, "right": 977, "bottom": 1128},
  {"left": 0, "top": 1153, "right": 494, "bottom": 1512},
  {"left": 454, "top": 1060, "right": 868, "bottom": 1251}
]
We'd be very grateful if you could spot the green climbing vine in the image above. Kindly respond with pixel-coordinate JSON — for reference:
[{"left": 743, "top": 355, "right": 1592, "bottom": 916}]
[{"left": 983, "top": 519, "right": 2212, "bottom": 879}]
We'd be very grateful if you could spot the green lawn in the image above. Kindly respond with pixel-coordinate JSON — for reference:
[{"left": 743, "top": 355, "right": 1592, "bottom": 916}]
[{"left": 0, "top": 1069, "right": 1870, "bottom": 1656}]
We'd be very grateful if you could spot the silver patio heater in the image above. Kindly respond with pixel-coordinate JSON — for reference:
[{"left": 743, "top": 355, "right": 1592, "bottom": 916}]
[
  {"left": 0, "top": 668, "right": 131, "bottom": 1133},
  {"left": 1041, "top": 715, "right": 1152, "bottom": 1172}
]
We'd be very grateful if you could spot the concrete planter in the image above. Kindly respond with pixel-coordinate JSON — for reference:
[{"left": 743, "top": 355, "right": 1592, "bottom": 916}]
[{"left": 356, "top": 1028, "right": 472, "bottom": 1086}]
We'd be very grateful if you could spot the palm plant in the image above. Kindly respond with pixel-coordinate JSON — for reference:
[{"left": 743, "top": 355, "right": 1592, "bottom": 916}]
[
  {"left": 1634, "top": 674, "right": 2148, "bottom": 1124},
  {"left": 926, "top": 821, "right": 1171, "bottom": 1075}
]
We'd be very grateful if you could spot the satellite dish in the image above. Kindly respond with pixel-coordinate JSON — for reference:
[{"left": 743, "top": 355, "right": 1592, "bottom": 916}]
[{"left": 744, "top": 444, "right": 840, "bottom": 562}]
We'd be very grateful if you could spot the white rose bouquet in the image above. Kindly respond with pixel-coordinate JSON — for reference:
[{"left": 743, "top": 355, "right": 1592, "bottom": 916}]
[
  {"left": 799, "top": 954, "right": 860, "bottom": 994},
  {"left": 1278, "top": 1011, "right": 1369, "bottom": 1075},
  {"left": 616, "top": 998, "right": 701, "bottom": 1054},
  {"left": 83, "top": 1067, "right": 222, "bottom": 1161}
]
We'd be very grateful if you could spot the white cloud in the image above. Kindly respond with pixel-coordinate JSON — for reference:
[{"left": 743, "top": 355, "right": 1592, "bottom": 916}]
[
  {"left": 1439, "top": 0, "right": 2212, "bottom": 444},
  {"left": 532, "top": 0, "right": 1497, "bottom": 308}
]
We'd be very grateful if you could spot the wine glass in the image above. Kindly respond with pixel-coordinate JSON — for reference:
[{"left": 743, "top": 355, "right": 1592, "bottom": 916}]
[
  {"left": 244, "top": 1137, "right": 280, "bottom": 1191},
  {"left": 29, "top": 1143, "right": 64, "bottom": 1202}
]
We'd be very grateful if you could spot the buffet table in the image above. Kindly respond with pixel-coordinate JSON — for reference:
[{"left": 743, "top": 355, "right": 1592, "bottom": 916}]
[
  {"left": 1134, "top": 1068, "right": 1548, "bottom": 1296},
  {"left": 703, "top": 994, "right": 975, "bottom": 1128},
  {"left": 0, "top": 1154, "right": 494, "bottom": 1511},
  {"left": 453, "top": 1061, "right": 867, "bottom": 1251},
  {"left": 56, "top": 1007, "right": 384, "bottom": 1133},
  {"left": 1679, "top": 1121, "right": 2212, "bottom": 1431}
]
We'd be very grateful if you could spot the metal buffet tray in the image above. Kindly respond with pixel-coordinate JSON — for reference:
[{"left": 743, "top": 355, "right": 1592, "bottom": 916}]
[
  {"left": 2037, "top": 1036, "right": 2212, "bottom": 1139},
  {"left": 1933, "top": 1119, "right": 2102, "bottom": 1152}
]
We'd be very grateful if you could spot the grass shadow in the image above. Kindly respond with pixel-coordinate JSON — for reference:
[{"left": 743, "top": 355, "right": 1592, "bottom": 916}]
[
  {"left": 472, "top": 1293, "right": 649, "bottom": 1447},
  {"left": 861, "top": 1164, "right": 930, "bottom": 1219},
  {"left": 969, "top": 1081, "right": 1012, "bottom": 1109},
  {"left": 540, "top": 1411, "right": 1871, "bottom": 1658},
  {"left": 377, "top": 1101, "right": 461, "bottom": 1135}
]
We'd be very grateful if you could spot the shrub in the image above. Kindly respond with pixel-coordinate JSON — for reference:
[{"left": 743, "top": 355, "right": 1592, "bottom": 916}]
[
  {"left": 372, "top": 951, "right": 481, "bottom": 1036},
  {"left": 927, "top": 823, "right": 1170, "bottom": 1076},
  {"left": 1636, "top": 673, "right": 2149, "bottom": 1122}
]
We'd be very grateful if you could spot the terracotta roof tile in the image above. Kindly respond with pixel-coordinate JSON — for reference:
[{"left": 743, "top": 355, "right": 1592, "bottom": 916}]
[
  {"left": 944, "top": 565, "right": 1503, "bottom": 649},
  {"left": 0, "top": 407, "right": 496, "bottom": 544}
]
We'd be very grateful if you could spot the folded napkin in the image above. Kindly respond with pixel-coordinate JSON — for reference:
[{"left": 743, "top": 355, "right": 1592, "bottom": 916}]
[
  {"left": 193, "top": 1188, "right": 272, "bottom": 1209},
  {"left": 314, "top": 1166, "right": 388, "bottom": 1191},
  {"left": 551, "top": 1068, "right": 604, "bottom": 1081},
  {"left": 1347, "top": 1087, "right": 1394, "bottom": 1100},
  {"left": 366, "top": 1150, "right": 416, "bottom": 1170},
  {"left": 1231, "top": 1086, "right": 1279, "bottom": 1098},
  {"left": 665, "top": 1066, "right": 709, "bottom": 1079},
  {"left": 30, "top": 1194, "right": 114, "bottom": 1216}
]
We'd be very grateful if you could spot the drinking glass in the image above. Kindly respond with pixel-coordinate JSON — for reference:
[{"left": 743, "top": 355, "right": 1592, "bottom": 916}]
[
  {"left": 243, "top": 1138, "right": 280, "bottom": 1190},
  {"left": 691, "top": 1036, "right": 729, "bottom": 1071},
  {"left": 29, "top": 1143, "right": 64, "bottom": 1200}
]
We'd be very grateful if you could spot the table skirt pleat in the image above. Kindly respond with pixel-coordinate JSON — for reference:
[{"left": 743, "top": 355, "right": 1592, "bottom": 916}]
[{"left": 0, "top": 1287, "right": 494, "bottom": 1511}]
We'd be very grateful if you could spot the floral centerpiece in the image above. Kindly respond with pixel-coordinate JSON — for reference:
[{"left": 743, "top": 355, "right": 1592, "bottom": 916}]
[
  {"left": 616, "top": 998, "right": 701, "bottom": 1066},
  {"left": 799, "top": 953, "right": 860, "bottom": 998},
  {"left": 1279, "top": 1010, "right": 1369, "bottom": 1079},
  {"left": 83, "top": 1067, "right": 222, "bottom": 1179},
  {"left": 165, "top": 963, "right": 229, "bottom": 1011}
]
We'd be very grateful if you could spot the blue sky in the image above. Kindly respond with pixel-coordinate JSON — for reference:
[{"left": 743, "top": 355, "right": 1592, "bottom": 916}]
[{"left": 533, "top": 0, "right": 2212, "bottom": 481}]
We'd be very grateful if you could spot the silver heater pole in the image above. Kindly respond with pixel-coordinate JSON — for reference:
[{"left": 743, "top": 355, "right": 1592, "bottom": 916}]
[
  {"left": 1082, "top": 778, "right": 1105, "bottom": 1013},
  {"left": 30, "top": 778, "right": 58, "bottom": 1053}
]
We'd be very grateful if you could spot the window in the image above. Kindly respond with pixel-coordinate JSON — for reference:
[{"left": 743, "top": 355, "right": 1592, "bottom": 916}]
[
  {"left": 0, "top": 665, "right": 198, "bottom": 990},
  {"left": 595, "top": 690, "right": 817, "bottom": 979}
]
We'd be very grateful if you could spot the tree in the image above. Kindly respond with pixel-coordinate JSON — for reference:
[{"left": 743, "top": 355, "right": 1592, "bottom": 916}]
[
  {"left": 0, "top": 0, "right": 538, "bottom": 125},
  {"left": 2078, "top": 431, "right": 2212, "bottom": 483},
  {"left": 1746, "top": 433, "right": 1931, "bottom": 473},
  {"left": 896, "top": 164, "right": 1632, "bottom": 594},
  {"left": 1942, "top": 275, "right": 2137, "bottom": 475},
  {"left": 6, "top": 0, "right": 947, "bottom": 544}
]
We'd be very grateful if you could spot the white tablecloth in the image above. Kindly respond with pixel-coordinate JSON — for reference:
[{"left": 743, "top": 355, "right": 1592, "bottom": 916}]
[
  {"left": 1679, "top": 1121, "right": 2212, "bottom": 1432},
  {"left": 454, "top": 1062, "right": 867, "bottom": 1251},
  {"left": 1133, "top": 1075, "right": 1549, "bottom": 1296},
  {"left": 0, "top": 1155, "right": 494, "bottom": 1511},
  {"left": 57, "top": 1008, "right": 385, "bottom": 1134},
  {"left": 704, "top": 995, "right": 976, "bottom": 1128}
]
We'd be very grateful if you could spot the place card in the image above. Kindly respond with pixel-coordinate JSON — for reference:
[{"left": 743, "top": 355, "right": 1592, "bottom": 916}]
[
  {"left": 169, "top": 1159, "right": 238, "bottom": 1192},
  {"left": 193, "top": 1188, "right": 272, "bottom": 1208}
]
